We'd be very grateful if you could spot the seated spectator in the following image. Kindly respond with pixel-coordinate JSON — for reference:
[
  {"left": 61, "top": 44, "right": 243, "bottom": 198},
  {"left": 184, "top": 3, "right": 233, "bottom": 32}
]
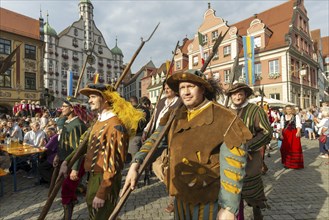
[
  {"left": 38, "top": 127, "right": 58, "bottom": 185},
  {"left": 23, "top": 121, "right": 47, "bottom": 178}
]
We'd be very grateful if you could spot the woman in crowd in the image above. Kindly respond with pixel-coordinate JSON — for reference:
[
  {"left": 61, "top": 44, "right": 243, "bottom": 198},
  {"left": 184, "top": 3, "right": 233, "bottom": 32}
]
[
  {"left": 304, "top": 108, "right": 316, "bottom": 140},
  {"left": 280, "top": 105, "right": 304, "bottom": 169},
  {"left": 315, "top": 108, "right": 329, "bottom": 158}
]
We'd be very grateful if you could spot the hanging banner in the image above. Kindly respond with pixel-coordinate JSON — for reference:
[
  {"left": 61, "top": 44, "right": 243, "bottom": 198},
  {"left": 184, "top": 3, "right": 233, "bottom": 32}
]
[
  {"left": 67, "top": 70, "right": 73, "bottom": 96},
  {"left": 242, "top": 36, "right": 255, "bottom": 85}
]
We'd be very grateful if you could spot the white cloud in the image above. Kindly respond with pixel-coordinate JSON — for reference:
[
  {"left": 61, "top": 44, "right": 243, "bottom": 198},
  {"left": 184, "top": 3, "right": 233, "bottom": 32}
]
[{"left": 1, "top": 0, "right": 328, "bottom": 72}]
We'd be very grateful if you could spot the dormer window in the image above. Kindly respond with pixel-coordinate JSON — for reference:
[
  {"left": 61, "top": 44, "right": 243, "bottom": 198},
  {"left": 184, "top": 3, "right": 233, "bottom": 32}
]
[
  {"left": 254, "top": 37, "right": 261, "bottom": 48},
  {"left": 211, "top": 31, "right": 218, "bottom": 41},
  {"left": 223, "top": 45, "right": 231, "bottom": 57}
]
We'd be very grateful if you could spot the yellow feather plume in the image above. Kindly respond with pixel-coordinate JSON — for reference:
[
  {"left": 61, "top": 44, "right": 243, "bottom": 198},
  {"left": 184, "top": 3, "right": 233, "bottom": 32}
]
[{"left": 103, "top": 90, "right": 145, "bottom": 136}]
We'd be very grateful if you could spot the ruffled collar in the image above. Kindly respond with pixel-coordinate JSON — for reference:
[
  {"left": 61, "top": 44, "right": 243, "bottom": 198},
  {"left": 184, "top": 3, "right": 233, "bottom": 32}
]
[
  {"left": 98, "top": 110, "right": 116, "bottom": 122},
  {"left": 230, "top": 100, "right": 249, "bottom": 110}
]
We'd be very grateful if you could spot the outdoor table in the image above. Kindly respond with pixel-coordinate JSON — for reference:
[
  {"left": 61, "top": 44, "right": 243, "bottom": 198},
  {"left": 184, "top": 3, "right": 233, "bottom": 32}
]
[
  {"left": 0, "top": 143, "right": 46, "bottom": 192},
  {"left": 0, "top": 168, "right": 8, "bottom": 196}
]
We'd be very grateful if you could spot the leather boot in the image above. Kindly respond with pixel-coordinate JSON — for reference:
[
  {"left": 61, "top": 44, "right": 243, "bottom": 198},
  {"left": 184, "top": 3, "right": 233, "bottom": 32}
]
[
  {"left": 63, "top": 202, "right": 74, "bottom": 220},
  {"left": 252, "top": 207, "right": 263, "bottom": 220}
]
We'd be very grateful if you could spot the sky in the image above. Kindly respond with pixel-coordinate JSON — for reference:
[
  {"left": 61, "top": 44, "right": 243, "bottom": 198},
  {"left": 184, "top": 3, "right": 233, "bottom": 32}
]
[{"left": 1, "top": 0, "right": 328, "bottom": 73}]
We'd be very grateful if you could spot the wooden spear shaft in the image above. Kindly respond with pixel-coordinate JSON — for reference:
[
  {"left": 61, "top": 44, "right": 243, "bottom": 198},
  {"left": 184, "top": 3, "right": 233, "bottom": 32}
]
[
  {"left": 109, "top": 29, "right": 229, "bottom": 220},
  {"left": 38, "top": 23, "right": 160, "bottom": 220},
  {"left": 144, "top": 40, "right": 180, "bottom": 138}
]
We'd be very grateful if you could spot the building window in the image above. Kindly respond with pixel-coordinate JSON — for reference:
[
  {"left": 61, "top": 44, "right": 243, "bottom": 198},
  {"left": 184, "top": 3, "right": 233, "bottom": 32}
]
[
  {"left": 98, "top": 46, "right": 103, "bottom": 54},
  {"left": 224, "top": 69, "right": 231, "bottom": 83},
  {"left": 0, "top": 38, "right": 11, "bottom": 54},
  {"left": 269, "top": 59, "right": 280, "bottom": 78},
  {"left": 325, "top": 57, "right": 329, "bottom": 63},
  {"left": 25, "top": 72, "right": 36, "bottom": 90},
  {"left": 176, "top": 61, "right": 181, "bottom": 70},
  {"left": 74, "top": 28, "right": 78, "bottom": 36},
  {"left": 204, "top": 52, "right": 209, "bottom": 61},
  {"left": 25, "top": 44, "right": 36, "bottom": 60},
  {"left": 72, "top": 38, "right": 78, "bottom": 47},
  {"left": 98, "top": 36, "right": 102, "bottom": 44},
  {"left": 213, "top": 72, "right": 220, "bottom": 81},
  {"left": 193, "top": 56, "right": 198, "bottom": 66},
  {"left": 223, "top": 45, "right": 231, "bottom": 57},
  {"left": 254, "top": 37, "right": 261, "bottom": 48},
  {"left": 270, "top": 93, "right": 280, "bottom": 100},
  {"left": 0, "top": 69, "right": 11, "bottom": 88},
  {"left": 295, "top": 34, "right": 299, "bottom": 48},
  {"left": 203, "top": 34, "right": 208, "bottom": 44},
  {"left": 211, "top": 30, "right": 218, "bottom": 41},
  {"left": 255, "top": 63, "right": 262, "bottom": 79}
]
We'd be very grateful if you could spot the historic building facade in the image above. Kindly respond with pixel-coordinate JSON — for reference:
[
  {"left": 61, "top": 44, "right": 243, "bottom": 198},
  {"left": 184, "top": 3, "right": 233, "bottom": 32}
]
[
  {"left": 180, "top": 0, "right": 322, "bottom": 109},
  {"left": 43, "top": 0, "right": 124, "bottom": 106},
  {"left": 123, "top": 60, "right": 155, "bottom": 100},
  {"left": 0, "top": 7, "right": 44, "bottom": 113}
]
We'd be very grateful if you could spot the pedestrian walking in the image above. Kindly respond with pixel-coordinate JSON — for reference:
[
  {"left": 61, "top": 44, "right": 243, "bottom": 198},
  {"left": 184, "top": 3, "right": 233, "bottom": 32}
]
[
  {"left": 58, "top": 83, "right": 144, "bottom": 219},
  {"left": 280, "top": 105, "right": 304, "bottom": 169},
  {"left": 226, "top": 83, "right": 272, "bottom": 220},
  {"left": 123, "top": 70, "right": 252, "bottom": 220}
]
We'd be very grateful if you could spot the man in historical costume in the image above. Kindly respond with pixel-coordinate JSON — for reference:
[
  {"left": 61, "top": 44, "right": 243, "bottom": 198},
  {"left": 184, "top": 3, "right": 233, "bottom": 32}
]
[
  {"left": 141, "top": 80, "right": 181, "bottom": 212},
  {"left": 59, "top": 84, "right": 144, "bottom": 219},
  {"left": 123, "top": 70, "right": 253, "bottom": 220},
  {"left": 226, "top": 83, "right": 272, "bottom": 220},
  {"left": 128, "top": 96, "right": 150, "bottom": 160},
  {"left": 53, "top": 97, "right": 88, "bottom": 220}
]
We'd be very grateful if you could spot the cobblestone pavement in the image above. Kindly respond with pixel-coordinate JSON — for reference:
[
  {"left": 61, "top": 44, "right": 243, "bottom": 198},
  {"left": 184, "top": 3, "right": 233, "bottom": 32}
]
[{"left": 0, "top": 137, "right": 328, "bottom": 220}]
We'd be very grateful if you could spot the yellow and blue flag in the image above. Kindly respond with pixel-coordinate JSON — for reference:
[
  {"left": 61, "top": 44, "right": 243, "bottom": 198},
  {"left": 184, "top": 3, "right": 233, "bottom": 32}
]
[
  {"left": 67, "top": 70, "right": 73, "bottom": 96},
  {"left": 242, "top": 36, "right": 255, "bottom": 85},
  {"left": 93, "top": 72, "right": 99, "bottom": 84}
]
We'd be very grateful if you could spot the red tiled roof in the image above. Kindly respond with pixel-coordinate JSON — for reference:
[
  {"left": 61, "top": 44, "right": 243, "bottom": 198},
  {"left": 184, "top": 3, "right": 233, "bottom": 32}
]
[
  {"left": 322, "top": 36, "right": 329, "bottom": 57},
  {"left": 311, "top": 29, "right": 321, "bottom": 52},
  {"left": 0, "top": 7, "right": 40, "bottom": 40},
  {"left": 232, "top": 0, "right": 294, "bottom": 51}
]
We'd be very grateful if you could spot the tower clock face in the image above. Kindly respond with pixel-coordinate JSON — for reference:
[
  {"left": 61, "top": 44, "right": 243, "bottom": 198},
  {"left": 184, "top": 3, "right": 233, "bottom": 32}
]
[{"left": 87, "top": 55, "right": 96, "bottom": 65}]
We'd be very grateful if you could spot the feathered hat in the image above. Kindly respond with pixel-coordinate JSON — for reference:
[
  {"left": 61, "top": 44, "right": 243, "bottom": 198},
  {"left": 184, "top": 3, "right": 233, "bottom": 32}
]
[{"left": 79, "top": 83, "right": 144, "bottom": 136}]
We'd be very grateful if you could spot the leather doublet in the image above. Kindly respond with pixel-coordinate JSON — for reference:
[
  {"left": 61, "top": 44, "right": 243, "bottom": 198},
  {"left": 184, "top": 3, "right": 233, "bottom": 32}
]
[{"left": 167, "top": 102, "right": 247, "bottom": 205}]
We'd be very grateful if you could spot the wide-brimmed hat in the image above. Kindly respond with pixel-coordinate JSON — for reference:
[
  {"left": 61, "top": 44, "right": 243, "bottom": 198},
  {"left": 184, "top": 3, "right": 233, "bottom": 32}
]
[
  {"left": 62, "top": 96, "right": 81, "bottom": 107},
  {"left": 167, "top": 69, "right": 213, "bottom": 94},
  {"left": 79, "top": 83, "right": 115, "bottom": 100},
  {"left": 226, "top": 83, "right": 254, "bottom": 98}
]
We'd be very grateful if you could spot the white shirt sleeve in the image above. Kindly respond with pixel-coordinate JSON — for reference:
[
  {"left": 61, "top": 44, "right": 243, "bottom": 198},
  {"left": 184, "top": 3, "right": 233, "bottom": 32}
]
[{"left": 295, "top": 114, "right": 302, "bottom": 128}]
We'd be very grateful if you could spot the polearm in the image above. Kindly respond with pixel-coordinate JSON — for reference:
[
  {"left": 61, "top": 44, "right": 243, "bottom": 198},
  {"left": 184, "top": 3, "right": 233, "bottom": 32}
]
[
  {"left": 115, "top": 22, "right": 160, "bottom": 89},
  {"left": 144, "top": 40, "right": 180, "bottom": 138},
  {"left": 109, "top": 29, "right": 228, "bottom": 220},
  {"left": 48, "top": 41, "right": 96, "bottom": 196},
  {"left": 224, "top": 46, "right": 242, "bottom": 107},
  {"left": 38, "top": 23, "right": 160, "bottom": 220},
  {"left": 74, "top": 40, "right": 96, "bottom": 97}
]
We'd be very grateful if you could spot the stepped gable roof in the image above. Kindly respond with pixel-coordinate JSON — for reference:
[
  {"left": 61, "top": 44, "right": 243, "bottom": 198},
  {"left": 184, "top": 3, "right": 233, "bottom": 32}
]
[
  {"left": 147, "top": 62, "right": 168, "bottom": 89},
  {"left": 232, "top": 0, "right": 294, "bottom": 52},
  {"left": 180, "top": 38, "right": 193, "bottom": 54},
  {"left": 310, "top": 29, "right": 321, "bottom": 52},
  {"left": 125, "top": 60, "right": 156, "bottom": 85},
  {"left": 0, "top": 7, "right": 40, "bottom": 40}
]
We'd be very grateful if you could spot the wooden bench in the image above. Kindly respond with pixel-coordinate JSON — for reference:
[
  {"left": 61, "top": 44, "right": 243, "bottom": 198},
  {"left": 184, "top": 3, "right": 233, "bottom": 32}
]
[{"left": 0, "top": 168, "right": 8, "bottom": 196}]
